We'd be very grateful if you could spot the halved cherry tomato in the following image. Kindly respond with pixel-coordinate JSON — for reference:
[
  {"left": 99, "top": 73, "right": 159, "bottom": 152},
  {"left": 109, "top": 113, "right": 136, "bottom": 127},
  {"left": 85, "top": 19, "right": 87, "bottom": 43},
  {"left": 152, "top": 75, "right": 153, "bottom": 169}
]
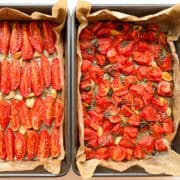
[
  {"left": 109, "top": 146, "right": 126, "bottom": 161},
  {"left": 141, "top": 106, "right": 158, "bottom": 122},
  {"left": 155, "top": 138, "right": 167, "bottom": 152},
  {"left": 163, "top": 119, "right": 173, "bottom": 135},
  {"left": 97, "top": 38, "right": 112, "bottom": 55},
  {"left": 157, "top": 81, "right": 172, "bottom": 97},
  {"left": 121, "top": 105, "right": 133, "bottom": 117},
  {"left": 128, "top": 114, "right": 140, "bottom": 127},
  {"left": 123, "top": 126, "right": 138, "bottom": 138}
]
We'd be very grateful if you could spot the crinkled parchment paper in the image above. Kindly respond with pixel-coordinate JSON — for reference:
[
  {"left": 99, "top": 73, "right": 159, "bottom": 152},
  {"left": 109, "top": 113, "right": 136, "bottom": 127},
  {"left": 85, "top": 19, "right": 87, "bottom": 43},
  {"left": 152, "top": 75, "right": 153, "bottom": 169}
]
[
  {"left": 76, "top": 0, "right": 180, "bottom": 179},
  {"left": 0, "top": 0, "right": 67, "bottom": 175}
]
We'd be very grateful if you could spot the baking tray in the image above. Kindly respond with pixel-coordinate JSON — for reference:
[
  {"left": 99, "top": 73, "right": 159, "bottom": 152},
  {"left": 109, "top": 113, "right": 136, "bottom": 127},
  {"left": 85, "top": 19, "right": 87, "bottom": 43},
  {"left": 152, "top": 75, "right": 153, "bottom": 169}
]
[
  {"left": 0, "top": 4, "right": 71, "bottom": 177},
  {"left": 71, "top": 4, "right": 180, "bottom": 177}
]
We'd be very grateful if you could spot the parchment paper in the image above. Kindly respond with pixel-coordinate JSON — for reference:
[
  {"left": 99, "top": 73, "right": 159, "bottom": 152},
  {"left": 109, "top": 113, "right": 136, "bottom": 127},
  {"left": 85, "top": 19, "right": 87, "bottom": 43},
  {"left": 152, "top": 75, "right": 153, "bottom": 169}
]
[
  {"left": 0, "top": 0, "right": 67, "bottom": 175},
  {"left": 76, "top": 1, "right": 180, "bottom": 179}
]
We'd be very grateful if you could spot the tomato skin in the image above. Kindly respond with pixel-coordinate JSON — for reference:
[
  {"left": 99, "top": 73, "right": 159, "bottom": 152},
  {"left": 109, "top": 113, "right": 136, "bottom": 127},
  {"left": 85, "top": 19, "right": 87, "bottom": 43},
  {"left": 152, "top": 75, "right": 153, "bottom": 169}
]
[
  {"left": 97, "top": 38, "right": 112, "bottom": 55},
  {"left": 158, "top": 54, "right": 172, "bottom": 71},
  {"left": 84, "top": 128, "right": 98, "bottom": 141},
  {"left": 159, "top": 32, "right": 167, "bottom": 46},
  {"left": 117, "top": 41, "right": 134, "bottom": 57},
  {"left": 148, "top": 67, "right": 162, "bottom": 82},
  {"left": 26, "top": 130, "right": 38, "bottom": 160},
  {"left": 163, "top": 119, "right": 173, "bottom": 135},
  {"left": 15, "top": 132, "right": 26, "bottom": 160},
  {"left": 133, "top": 146, "right": 144, "bottom": 159},
  {"left": 29, "top": 22, "right": 43, "bottom": 53},
  {"left": 89, "top": 65, "right": 103, "bottom": 83},
  {"left": 31, "top": 60, "right": 44, "bottom": 96},
  {"left": 0, "top": 100, "right": 10, "bottom": 130},
  {"left": 133, "top": 97, "right": 144, "bottom": 110},
  {"left": 43, "top": 96, "right": 55, "bottom": 127},
  {"left": 0, "top": 130, "right": 6, "bottom": 160},
  {"left": 20, "top": 62, "right": 31, "bottom": 97},
  {"left": 136, "top": 66, "right": 150, "bottom": 80},
  {"left": 126, "top": 148, "right": 133, "bottom": 160},
  {"left": 98, "top": 133, "right": 114, "bottom": 147},
  {"left": 96, "top": 53, "right": 106, "bottom": 66},
  {"left": 151, "top": 123, "right": 164, "bottom": 137},
  {"left": 106, "top": 47, "right": 118, "bottom": 63},
  {"left": 138, "top": 135, "right": 155, "bottom": 153},
  {"left": 128, "top": 114, "right": 140, "bottom": 127},
  {"left": 37, "top": 130, "right": 50, "bottom": 159},
  {"left": 1, "top": 60, "right": 11, "bottom": 94},
  {"left": 0, "top": 21, "right": 10, "bottom": 57},
  {"left": 157, "top": 81, "right": 172, "bottom": 97},
  {"left": 5, "top": 128, "right": 14, "bottom": 160},
  {"left": 121, "top": 105, "right": 133, "bottom": 117},
  {"left": 109, "top": 146, "right": 126, "bottom": 161},
  {"left": 141, "top": 106, "right": 158, "bottom": 122},
  {"left": 21, "top": 23, "right": 34, "bottom": 60},
  {"left": 123, "top": 126, "right": 138, "bottom": 138},
  {"left": 98, "top": 80, "right": 110, "bottom": 97},
  {"left": 10, "top": 22, "right": 22, "bottom": 56},
  {"left": 51, "top": 58, "right": 61, "bottom": 90},
  {"left": 42, "top": 21, "right": 56, "bottom": 54},
  {"left": 10, "top": 58, "right": 21, "bottom": 90},
  {"left": 51, "top": 127, "right": 61, "bottom": 158},
  {"left": 10, "top": 100, "right": 20, "bottom": 131},
  {"left": 81, "top": 60, "right": 92, "bottom": 72},
  {"left": 151, "top": 97, "right": 167, "bottom": 112},
  {"left": 80, "top": 28, "right": 94, "bottom": 41},
  {"left": 120, "top": 137, "right": 135, "bottom": 148},
  {"left": 31, "top": 98, "right": 43, "bottom": 130},
  {"left": 155, "top": 138, "right": 167, "bottom": 152},
  {"left": 54, "top": 98, "right": 63, "bottom": 127},
  {"left": 130, "top": 84, "right": 144, "bottom": 97},
  {"left": 41, "top": 55, "right": 51, "bottom": 88}
]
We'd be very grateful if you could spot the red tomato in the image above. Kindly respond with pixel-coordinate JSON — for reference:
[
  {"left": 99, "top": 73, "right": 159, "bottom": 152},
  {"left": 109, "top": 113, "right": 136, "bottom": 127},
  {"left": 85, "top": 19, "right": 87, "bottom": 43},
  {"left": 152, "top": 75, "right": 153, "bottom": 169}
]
[
  {"left": 123, "top": 126, "right": 138, "bottom": 138},
  {"left": 98, "top": 133, "right": 114, "bottom": 147},
  {"left": 157, "top": 81, "right": 172, "bottom": 97},
  {"left": 96, "top": 53, "right": 106, "bottom": 66},
  {"left": 133, "top": 146, "right": 144, "bottom": 159},
  {"left": 124, "top": 76, "right": 137, "bottom": 87},
  {"left": 106, "top": 47, "right": 118, "bottom": 63},
  {"left": 138, "top": 135, "right": 155, "bottom": 153},
  {"left": 128, "top": 114, "right": 140, "bottom": 127},
  {"left": 89, "top": 65, "right": 104, "bottom": 83},
  {"left": 98, "top": 80, "right": 110, "bottom": 97},
  {"left": 163, "top": 119, "right": 173, "bottom": 135},
  {"left": 120, "top": 137, "right": 135, "bottom": 148},
  {"left": 141, "top": 106, "right": 158, "bottom": 122},
  {"left": 81, "top": 60, "right": 92, "bottom": 72},
  {"left": 158, "top": 54, "right": 172, "bottom": 71},
  {"left": 151, "top": 123, "right": 164, "bottom": 137},
  {"left": 109, "top": 116, "right": 121, "bottom": 123},
  {"left": 117, "top": 41, "right": 134, "bottom": 57},
  {"left": 81, "top": 91, "right": 93, "bottom": 104},
  {"left": 159, "top": 32, "right": 167, "bottom": 46},
  {"left": 148, "top": 67, "right": 162, "bottom": 82},
  {"left": 84, "top": 128, "right": 98, "bottom": 141},
  {"left": 79, "top": 28, "right": 94, "bottom": 41},
  {"left": 155, "top": 138, "right": 167, "bottom": 152},
  {"left": 121, "top": 105, "right": 133, "bottom": 117},
  {"left": 126, "top": 148, "right": 133, "bottom": 160},
  {"left": 133, "top": 97, "right": 144, "bottom": 110},
  {"left": 151, "top": 97, "right": 167, "bottom": 112},
  {"left": 97, "top": 38, "right": 112, "bottom": 55},
  {"left": 130, "top": 84, "right": 144, "bottom": 96},
  {"left": 136, "top": 66, "right": 150, "bottom": 80},
  {"left": 110, "top": 146, "right": 126, "bottom": 161}
]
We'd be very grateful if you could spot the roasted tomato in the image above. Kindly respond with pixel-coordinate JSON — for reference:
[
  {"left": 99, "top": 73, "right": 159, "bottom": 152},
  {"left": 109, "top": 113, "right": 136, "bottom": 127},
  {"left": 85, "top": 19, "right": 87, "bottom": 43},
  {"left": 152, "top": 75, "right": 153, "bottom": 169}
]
[
  {"left": 121, "top": 105, "right": 133, "bottom": 117},
  {"left": 138, "top": 135, "right": 155, "bottom": 153},
  {"left": 41, "top": 55, "right": 51, "bottom": 88},
  {"left": 151, "top": 97, "right": 168, "bottom": 112},
  {"left": 26, "top": 130, "right": 38, "bottom": 160},
  {"left": 1, "top": 60, "right": 11, "bottom": 94},
  {"left": 10, "top": 22, "right": 22, "bottom": 57},
  {"left": 31, "top": 98, "right": 43, "bottom": 130},
  {"left": 98, "top": 133, "right": 114, "bottom": 147},
  {"left": 31, "top": 60, "right": 44, "bottom": 96},
  {"left": 106, "top": 47, "right": 118, "bottom": 63},
  {"left": 157, "top": 81, "right": 172, "bottom": 97},
  {"left": 97, "top": 38, "right": 112, "bottom": 55},
  {"left": 158, "top": 53, "right": 172, "bottom": 71},
  {"left": 43, "top": 96, "right": 54, "bottom": 126},
  {"left": 37, "top": 130, "right": 50, "bottom": 159},
  {"left": 128, "top": 114, "right": 140, "bottom": 127},
  {"left": 51, "top": 127, "right": 60, "bottom": 158},
  {"left": 151, "top": 123, "right": 164, "bottom": 137},
  {"left": 20, "top": 62, "right": 31, "bottom": 97},
  {"left": 5, "top": 128, "right": 14, "bottom": 160},
  {"left": 10, "top": 100, "right": 20, "bottom": 131},
  {"left": 155, "top": 138, "right": 167, "bottom": 152},
  {"left": 0, "top": 130, "right": 6, "bottom": 160},
  {"left": 80, "top": 27, "right": 94, "bottom": 41},
  {"left": 10, "top": 58, "right": 21, "bottom": 90},
  {"left": 42, "top": 21, "right": 56, "bottom": 54},
  {"left": 0, "top": 100, "right": 10, "bottom": 130},
  {"left": 133, "top": 146, "right": 144, "bottom": 159},
  {"left": 117, "top": 41, "right": 134, "bottom": 57},
  {"left": 21, "top": 23, "right": 34, "bottom": 60},
  {"left": 163, "top": 119, "right": 173, "bottom": 135},
  {"left": 123, "top": 126, "right": 138, "bottom": 138},
  {"left": 51, "top": 58, "right": 62, "bottom": 90},
  {"left": 29, "top": 22, "right": 44, "bottom": 53},
  {"left": 98, "top": 80, "right": 110, "bottom": 97},
  {"left": 96, "top": 53, "right": 106, "bottom": 65},
  {"left": 81, "top": 60, "right": 92, "bottom": 72},
  {"left": 15, "top": 132, "right": 26, "bottom": 160},
  {"left": 54, "top": 98, "right": 63, "bottom": 127},
  {"left": 0, "top": 21, "right": 10, "bottom": 57},
  {"left": 89, "top": 65, "right": 103, "bottom": 83},
  {"left": 109, "top": 146, "right": 126, "bottom": 161},
  {"left": 141, "top": 106, "right": 158, "bottom": 122}
]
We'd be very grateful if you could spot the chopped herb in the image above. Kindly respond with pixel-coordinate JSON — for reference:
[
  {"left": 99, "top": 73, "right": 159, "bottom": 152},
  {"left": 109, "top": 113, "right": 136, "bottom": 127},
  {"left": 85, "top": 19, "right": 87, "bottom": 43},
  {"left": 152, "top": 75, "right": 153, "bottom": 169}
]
[
  {"left": 86, "top": 105, "right": 92, "bottom": 111},
  {"left": 84, "top": 86, "right": 91, "bottom": 91},
  {"left": 116, "top": 24, "right": 123, "bottom": 31},
  {"left": 107, "top": 88, "right": 113, "bottom": 97},
  {"left": 86, "top": 48, "right": 93, "bottom": 55},
  {"left": 121, "top": 40, "right": 130, "bottom": 47},
  {"left": 91, "top": 38, "right": 98, "bottom": 46},
  {"left": 104, "top": 111, "right": 110, "bottom": 118},
  {"left": 159, "top": 49, "right": 167, "bottom": 60}
]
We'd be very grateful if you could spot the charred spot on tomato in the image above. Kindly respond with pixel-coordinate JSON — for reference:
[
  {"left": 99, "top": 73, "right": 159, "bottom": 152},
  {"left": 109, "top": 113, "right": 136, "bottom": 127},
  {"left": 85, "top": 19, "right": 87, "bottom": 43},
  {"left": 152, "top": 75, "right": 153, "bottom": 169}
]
[
  {"left": 121, "top": 40, "right": 130, "bottom": 48},
  {"left": 107, "top": 88, "right": 113, "bottom": 97}
]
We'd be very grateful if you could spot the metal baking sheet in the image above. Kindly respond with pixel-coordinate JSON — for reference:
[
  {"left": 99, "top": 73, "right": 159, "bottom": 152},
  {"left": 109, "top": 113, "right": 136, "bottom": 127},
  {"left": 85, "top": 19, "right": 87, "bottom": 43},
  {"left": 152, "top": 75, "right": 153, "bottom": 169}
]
[
  {"left": 71, "top": 4, "right": 179, "bottom": 177},
  {"left": 0, "top": 4, "right": 70, "bottom": 177}
]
